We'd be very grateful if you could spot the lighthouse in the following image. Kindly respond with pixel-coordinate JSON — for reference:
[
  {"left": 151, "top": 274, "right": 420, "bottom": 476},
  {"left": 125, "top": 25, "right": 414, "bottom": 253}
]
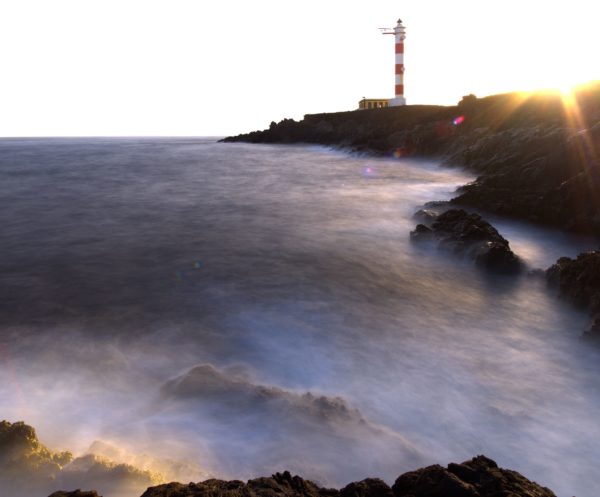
[
  {"left": 387, "top": 18, "right": 406, "bottom": 106},
  {"left": 358, "top": 18, "right": 407, "bottom": 110}
]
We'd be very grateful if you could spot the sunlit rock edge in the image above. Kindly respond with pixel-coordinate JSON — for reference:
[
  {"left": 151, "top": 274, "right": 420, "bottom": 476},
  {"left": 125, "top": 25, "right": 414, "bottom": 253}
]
[{"left": 0, "top": 420, "right": 557, "bottom": 497}]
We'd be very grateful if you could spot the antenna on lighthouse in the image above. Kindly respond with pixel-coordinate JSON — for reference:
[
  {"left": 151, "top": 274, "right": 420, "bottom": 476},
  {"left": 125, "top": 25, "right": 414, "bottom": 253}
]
[{"left": 381, "top": 18, "right": 407, "bottom": 106}]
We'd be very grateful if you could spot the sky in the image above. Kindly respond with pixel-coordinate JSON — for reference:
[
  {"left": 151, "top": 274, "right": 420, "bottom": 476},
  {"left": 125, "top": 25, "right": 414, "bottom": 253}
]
[{"left": 0, "top": 0, "right": 598, "bottom": 137}]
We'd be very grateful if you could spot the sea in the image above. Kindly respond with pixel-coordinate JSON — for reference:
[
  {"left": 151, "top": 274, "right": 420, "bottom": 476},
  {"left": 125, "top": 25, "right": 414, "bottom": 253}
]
[{"left": 1, "top": 137, "right": 599, "bottom": 497}]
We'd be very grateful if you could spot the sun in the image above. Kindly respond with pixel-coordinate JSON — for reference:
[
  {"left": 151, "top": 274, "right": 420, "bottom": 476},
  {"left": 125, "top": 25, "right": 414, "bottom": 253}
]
[{"left": 556, "top": 84, "right": 578, "bottom": 108}]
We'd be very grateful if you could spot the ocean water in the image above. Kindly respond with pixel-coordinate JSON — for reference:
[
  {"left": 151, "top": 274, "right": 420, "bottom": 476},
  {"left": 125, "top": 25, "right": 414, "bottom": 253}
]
[{"left": 1, "top": 137, "right": 599, "bottom": 497}]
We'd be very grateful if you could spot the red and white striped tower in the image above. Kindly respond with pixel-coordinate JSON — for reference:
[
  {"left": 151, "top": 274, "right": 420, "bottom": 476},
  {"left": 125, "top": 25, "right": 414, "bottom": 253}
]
[{"left": 386, "top": 19, "right": 407, "bottom": 106}]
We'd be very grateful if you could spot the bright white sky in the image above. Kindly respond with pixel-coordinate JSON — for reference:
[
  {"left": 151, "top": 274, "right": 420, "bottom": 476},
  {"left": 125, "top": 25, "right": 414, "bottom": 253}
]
[{"left": 0, "top": 0, "right": 598, "bottom": 136}]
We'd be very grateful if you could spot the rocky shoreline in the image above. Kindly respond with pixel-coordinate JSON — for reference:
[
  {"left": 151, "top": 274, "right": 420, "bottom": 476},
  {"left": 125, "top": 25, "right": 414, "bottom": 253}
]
[
  {"left": 223, "top": 84, "right": 600, "bottom": 235},
  {"left": 223, "top": 84, "right": 600, "bottom": 335},
  {"left": 1, "top": 420, "right": 559, "bottom": 497}
]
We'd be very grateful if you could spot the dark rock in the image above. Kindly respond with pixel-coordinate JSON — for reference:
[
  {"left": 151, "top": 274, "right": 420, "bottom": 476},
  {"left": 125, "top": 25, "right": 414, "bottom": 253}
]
[
  {"left": 410, "top": 209, "right": 522, "bottom": 274},
  {"left": 409, "top": 224, "right": 434, "bottom": 242},
  {"left": 141, "top": 456, "right": 555, "bottom": 497},
  {"left": 340, "top": 478, "right": 392, "bottom": 497},
  {"left": 546, "top": 250, "right": 600, "bottom": 310},
  {"left": 412, "top": 209, "right": 438, "bottom": 224},
  {"left": 140, "top": 472, "right": 338, "bottom": 497},
  {"left": 392, "top": 455, "right": 556, "bottom": 497},
  {"left": 393, "top": 464, "right": 476, "bottom": 497},
  {"left": 474, "top": 241, "right": 523, "bottom": 274},
  {"left": 48, "top": 491, "right": 102, "bottom": 497},
  {"left": 546, "top": 250, "right": 600, "bottom": 334}
]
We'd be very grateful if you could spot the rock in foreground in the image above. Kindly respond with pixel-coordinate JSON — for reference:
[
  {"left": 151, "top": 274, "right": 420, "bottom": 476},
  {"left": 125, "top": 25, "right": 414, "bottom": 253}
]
[
  {"left": 393, "top": 455, "right": 554, "bottom": 497},
  {"left": 135, "top": 456, "right": 554, "bottom": 497},
  {"left": 48, "top": 492, "right": 102, "bottom": 497},
  {"left": 411, "top": 209, "right": 522, "bottom": 274}
]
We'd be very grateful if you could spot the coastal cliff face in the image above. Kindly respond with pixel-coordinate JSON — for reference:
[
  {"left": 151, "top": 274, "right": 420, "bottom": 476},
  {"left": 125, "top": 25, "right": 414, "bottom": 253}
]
[{"left": 223, "top": 84, "right": 600, "bottom": 235}]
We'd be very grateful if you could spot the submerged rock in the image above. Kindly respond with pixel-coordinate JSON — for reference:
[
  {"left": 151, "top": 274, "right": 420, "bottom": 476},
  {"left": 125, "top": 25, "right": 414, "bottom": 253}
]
[
  {"left": 139, "top": 456, "right": 555, "bottom": 497},
  {"left": 546, "top": 250, "right": 600, "bottom": 337},
  {"left": 410, "top": 209, "right": 522, "bottom": 274}
]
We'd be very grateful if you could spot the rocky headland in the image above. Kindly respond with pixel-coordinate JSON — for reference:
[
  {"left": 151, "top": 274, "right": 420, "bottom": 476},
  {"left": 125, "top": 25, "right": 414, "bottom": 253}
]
[
  {"left": 223, "top": 84, "right": 600, "bottom": 235},
  {"left": 223, "top": 83, "right": 600, "bottom": 331}
]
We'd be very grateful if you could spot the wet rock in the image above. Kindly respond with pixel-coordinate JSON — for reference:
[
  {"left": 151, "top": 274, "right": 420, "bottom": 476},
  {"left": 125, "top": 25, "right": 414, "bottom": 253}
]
[
  {"left": 141, "top": 456, "right": 555, "bottom": 497},
  {"left": 140, "top": 471, "right": 338, "bottom": 497},
  {"left": 409, "top": 224, "right": 434, "bottom": 242},
  {"left": 392, "top": 455, "right": 556, "bottom": 497},
  {"left": 412, "top": 209, "right": 438, "bottom": 224},
  {"left": 410, "top": 209, "right": 522, "bottom": 274},
  {"left": 546, "top": 250, "right": 600, "bottom": 335},
  {"left": 340, "top": 479, "right": 392, "bottom": 497}
]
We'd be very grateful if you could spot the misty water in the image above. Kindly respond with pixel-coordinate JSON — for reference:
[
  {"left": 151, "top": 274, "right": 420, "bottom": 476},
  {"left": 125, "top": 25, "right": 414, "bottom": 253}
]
[{"left": 1, "top": 138, "right": 600, "bottom": 497}]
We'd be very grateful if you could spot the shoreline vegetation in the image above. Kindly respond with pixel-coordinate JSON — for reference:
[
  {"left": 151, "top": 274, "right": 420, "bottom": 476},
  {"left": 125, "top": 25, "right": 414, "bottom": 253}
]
[
  {"left": 223, "top": 83, "right": 600, "bottom": 335},
  {"left": 0, "top": 421, "right": 557, "bottom": 497}
]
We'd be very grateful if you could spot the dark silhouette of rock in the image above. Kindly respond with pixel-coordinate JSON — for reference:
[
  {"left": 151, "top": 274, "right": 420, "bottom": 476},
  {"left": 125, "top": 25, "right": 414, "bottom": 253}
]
[
  {"left": 410, "top": 209, "right": 522, "bottom": 274},
  {"left": 392, "top": 455, "right": 555, "bottom": 497},
  {"left": 139, "top": 471, "right": 338, "bottom": 497},
  {"left": 139, "top": 456, "right": 555, "bottom": 497},
  {"left": 412, "top": 209, "right": 438, "bottom": 224},
  {"left": 409, "top": 224, "right": 434, "bottom": 242},
  {"left": 340, "top": 478, "right": 392, "bottom": 497},
  {"left": 546, "top": 250, "right": 600, "bottom": 336},
  {"left": 48, "top": 491, "right": 102, "bottom": 497}
]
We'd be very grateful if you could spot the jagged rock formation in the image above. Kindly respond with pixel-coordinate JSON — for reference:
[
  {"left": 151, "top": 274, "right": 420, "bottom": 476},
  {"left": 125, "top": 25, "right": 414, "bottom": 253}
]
[
  {"left": 410, "top": 209, "right": 522, "bottom": 274},
  {"left": 547, "top": 250, "right": 600, "bottom": 336},
  {"left": 393, "top": 455, "right": 554, "bottom": 497},
  {"left": 223, "top": 84, "right": 600, "bottom": 235},
  {"left": 130, "top": 456, "right": 555, "bottom": 497},
  {"left": 0, "top": 420, "right": 158, "bottom": 497}
]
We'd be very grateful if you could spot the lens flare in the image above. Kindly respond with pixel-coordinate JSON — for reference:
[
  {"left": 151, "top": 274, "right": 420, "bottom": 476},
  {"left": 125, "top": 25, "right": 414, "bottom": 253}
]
[
  {"left": 363, "top": 166, "right": 377, "bottom": 177},
  {"left": 452, "top": 116, "right": 465, "bottom": 126}
]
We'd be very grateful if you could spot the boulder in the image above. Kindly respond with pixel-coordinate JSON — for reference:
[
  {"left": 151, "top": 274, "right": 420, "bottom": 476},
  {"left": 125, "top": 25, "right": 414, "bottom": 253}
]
[
  {"left": 392, "top": 455, "right": 556, "bottom": 497},
  {"left": 340, "top": 479, "right": 392, "bottom": 497},
  {"left": 410, "top": 209, "right": 522, "bottom": 274}
]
